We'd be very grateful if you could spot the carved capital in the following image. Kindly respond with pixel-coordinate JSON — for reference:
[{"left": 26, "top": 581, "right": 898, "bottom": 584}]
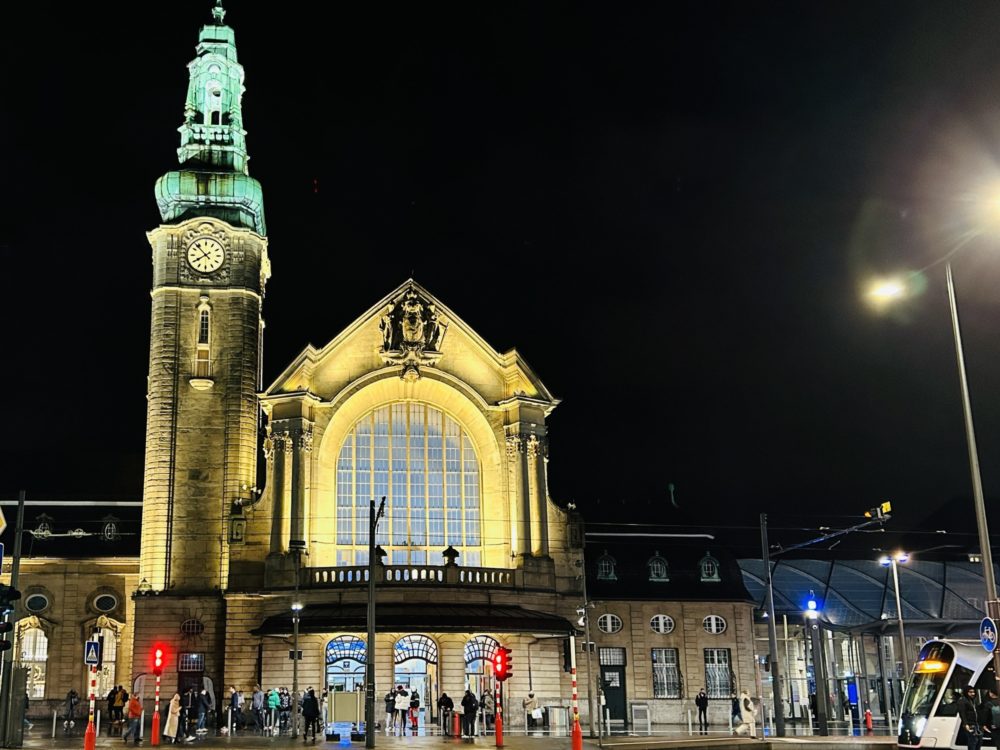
[{"left": 297, "top": 429, "right": 314, "bottom": 453}]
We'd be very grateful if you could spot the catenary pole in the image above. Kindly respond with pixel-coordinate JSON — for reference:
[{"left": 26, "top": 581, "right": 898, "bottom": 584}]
[{"left": 760, "top": 514, "right": 785, "bottom": 737}]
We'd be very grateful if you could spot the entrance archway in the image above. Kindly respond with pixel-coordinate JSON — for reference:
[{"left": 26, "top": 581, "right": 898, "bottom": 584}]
[
  {"left": 394, "top": 635, "right": 438, "bottom": 726},
  {"left": 464, "top": 635, "right": 500, "bottom": 696},
  {"left": 326, "top": 636, "right": 366, "bottom": 693}
]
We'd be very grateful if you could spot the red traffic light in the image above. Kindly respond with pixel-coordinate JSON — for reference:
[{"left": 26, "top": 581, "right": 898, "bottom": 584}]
[
  {"left": 152, "top": 645, "right": 165, "bottom": 676},
  {"left": 493, "top": 646, "right": 513, "bottom": 682}
]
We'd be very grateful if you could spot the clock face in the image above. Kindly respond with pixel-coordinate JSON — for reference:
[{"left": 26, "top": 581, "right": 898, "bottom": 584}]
[{"left": 186, "top": 237, "right": 225, "bottom": 273}]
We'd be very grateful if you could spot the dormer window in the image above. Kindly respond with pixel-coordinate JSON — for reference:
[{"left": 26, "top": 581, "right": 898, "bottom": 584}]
[
  {"left": 647, "top": 552, "right": 669, "bottom": 582},
  {"left": 699, "top": 552, "right": 721, "bottom": 583},
  {"left": 596, "top": 553, "right": 617, "bottom": 581}
]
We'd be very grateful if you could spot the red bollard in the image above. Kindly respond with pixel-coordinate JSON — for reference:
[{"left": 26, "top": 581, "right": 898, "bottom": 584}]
[
  {"left": 572, "top": 717, "right": 584, "bottom": 750},
  {"left": 864, "top": 708, "right": 873, "bottom": 733},
  {"left": 453, "top": 710, "right": 461, "bottom": 737},
  {"left": 495, "top": 683, "right": 503, "bottom": 748},
  {"left": 85, "top": 663, "right": 97, "bottom": 750},
  {"left": 84, "top": 720, "right": 95, "bottom": 750}
]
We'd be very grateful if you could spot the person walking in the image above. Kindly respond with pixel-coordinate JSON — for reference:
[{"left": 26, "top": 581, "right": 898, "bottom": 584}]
[
  {"left": 301, "top": 689, "right": 320, "bottom": 742},
  {"left": 522, "top": 691, "right": 539, "bottom": 729},
  {"left": 251, "top": 685, "right": 265, "bottom": 734},
  {"left": 437, "top": 693, "right": 454, "bottom": 735},
  {"left": 384, "top": 689, "right": 397, "bottom": 733},
  {"left": 393, "top": 687, "right": 409, "bottom": 734},
  {"left": 196, "top": 688, "right": 211, "bottom": 734},
  {"left": 64, "top": 689, "right": 80, "bottom": 731},
  {"left": 737, "top": 690, "right": 757, "bottom": 739},
  {"left": 481, "top": 690, "right": 494, "bottom": 730},
  {"left": 123, "top": 693, "right": 143, "bottom": 745},
  {"left": 731, "top": 692, "right": 741, "bottom": 730},
  {"left": 114, "top": 687, "right": 128, "bottom": 724},
  {"left": 959, "top": 685, "right": 983, "bottom": 750},
  {"left": 228, "top": 687, "right": 240, "bottom": 734},
  {"left": 696, "top": 688, "right": 709, "bottom": 732},
  {"left": 460, "top": 690, "right": 479, "bottom": 739},
  {"left": 106, "top": 686, "right": 119, "bottom": 733},
  {"left": 165, "top": 693, "right": 181, "bottom": 743}
]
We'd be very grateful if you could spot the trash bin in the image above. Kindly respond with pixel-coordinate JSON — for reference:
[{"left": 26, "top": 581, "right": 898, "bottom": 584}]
[{"left": 545, "top": 706, "right": 566, "bottom": 731}]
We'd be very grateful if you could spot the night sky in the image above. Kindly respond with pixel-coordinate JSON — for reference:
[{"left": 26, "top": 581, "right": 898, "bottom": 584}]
[{"left": 5, "top": 2, "right": 1000, "bottom": 557}]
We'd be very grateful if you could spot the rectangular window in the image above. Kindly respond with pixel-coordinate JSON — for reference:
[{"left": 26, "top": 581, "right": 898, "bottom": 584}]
[
  {"left": 462, "top": 434, "right": 480, "bottom": 546},
  {"left": 336, "top": 437, "right": 353, "bottom": 544},
  {"left": 355, "top": 419, "right": 371, "bottom": 546},
  {"left": 373, "top": 407, "right": 390, "bottom": 546},
  {"left": 409, "top": 404, "right": 426, "bottom": 546},
  {"left": 391, "top": 404, "right": 407, "bottom": 545},
  {"left": 178, "top": 653, "right": 205, "bottom": 672},
  {"left": 599, "top": 647, "right": 627, "bottom": 666},
  {"left": 195, "top": 347, "right": 211, "bottom": 378},
  {"left": 427, "top": 409, "right": 444, "bottom": 546},
  {"left": 704, "top": 648, "right": 731, "bottom": 698},
  {"left": 652, "top": 648, "right": 680, "bottom": 698},
  {"left": 445, "top": 421, "right": 461, "bottom": 544},
  {"left": 198, "top": 310, "right": 210, "bottom": 345}
]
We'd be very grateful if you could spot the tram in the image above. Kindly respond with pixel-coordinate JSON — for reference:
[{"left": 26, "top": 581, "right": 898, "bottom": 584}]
[{"left": 899, "top": 640, "right": 996, "bottom": 748}]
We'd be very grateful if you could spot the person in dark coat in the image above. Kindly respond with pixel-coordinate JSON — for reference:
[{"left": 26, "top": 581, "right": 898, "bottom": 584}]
[
  {"left": 696, "top": 689, "right": 709, "bottom": 731},
  {"left": 437, "top": 693, "right": 454, "bottom": 734},
  {"left": 958, "top": 686, "right": 982, "bottom": 750},
  {"left": 301, "top": 689, "right": 320, "bottom": 741},
  {"left": 384, "top": 690, "right": 397, "bottom": 732},
  {"left": 460, "top": 690, "right": 479, "bottom": 739}
]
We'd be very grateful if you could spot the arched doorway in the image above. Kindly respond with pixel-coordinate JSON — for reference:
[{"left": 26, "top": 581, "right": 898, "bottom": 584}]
[
  {"left": 394, "top": 635, "right": 438, "bottom": 726},
  {"left": 325, "top": 636, "right": 366, "bottom": 693},
  {"left": 464, "top": 635, "right": 500, "bottom": 697}
]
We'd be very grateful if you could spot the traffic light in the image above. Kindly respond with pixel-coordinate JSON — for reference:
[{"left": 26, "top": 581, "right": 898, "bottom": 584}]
[
  {"left": 0, "top": 622, "right": 12, "bottom": 652},
  {"left": 0, "top": 585, "right": 21, "bottom": 615},
  {"left": 152, "top": 645, "right": 165, "bottom": 676},
  {"left": 493, "top": 646, "right": 513, "bottom": 682}
]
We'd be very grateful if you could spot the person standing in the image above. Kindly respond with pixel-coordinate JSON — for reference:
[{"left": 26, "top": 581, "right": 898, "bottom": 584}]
[
  {"left": 460, "top": 690, "right": 479, "bottom": 739},
  {"left": 393, "top": 687, "right": 409, "bottom": 733},
  {"left": 481, "top": 690, "right": 494, "bottom": 730},
  {"left": 437, "top": 693, "right": 454, "bottom": 735},
  {"left": 64, "top": 689, "right": 80, "bottom": 730},
  {"left": 301, "top": 689, "right": 320, "bottom": 742},
  {"left": 696, "top": 689, "right": 709, "bottom": 732},
  {"left": 384, "top": 689, "right": 397, "bottom": 733},
  {"left": 252, "top": 685, "right": 265, "bottom": 734},
  {"left": 522, "top": 691, "right": 539, "bottom": 729},
  {"left": 228, "top": 687, "right": 240, "bottom": 734},
  {"left": 959, "top": 685, "right": 983, "bottom": 750},
  {"left": 408, "top": 689, "right": 420, "bottom": 731},
  {"left": 165, "top": 693, "right": 181, "bottom": 743},
  {"left": 106, "top": 686, "right": 118, "bottom": 733},
  {"left": 196, "top": 688, "right": 210, "bottom": 733},
  {"left": 123, "top": 693, "right": 143, "bottom": 745}
]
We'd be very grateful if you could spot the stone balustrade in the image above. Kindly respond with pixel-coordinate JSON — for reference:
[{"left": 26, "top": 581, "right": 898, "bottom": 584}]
[{"left": 306, "top": 564, "right": 517, "bottom": 589}]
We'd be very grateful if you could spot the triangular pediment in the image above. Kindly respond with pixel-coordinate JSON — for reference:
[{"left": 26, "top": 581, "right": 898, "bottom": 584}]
[{"left": 264, "top": 279, "right": 557, "bottom": 410}]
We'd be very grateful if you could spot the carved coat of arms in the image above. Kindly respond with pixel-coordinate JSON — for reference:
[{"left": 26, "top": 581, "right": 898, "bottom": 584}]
[{"left": 378, "top": 287, "right": 448, "bottom": 379}]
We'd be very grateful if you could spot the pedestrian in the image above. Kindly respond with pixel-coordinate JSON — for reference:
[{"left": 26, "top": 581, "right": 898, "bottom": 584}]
[
  {"left": 279, "top": 687, "right": 292, "bottom": 733},
  {"left": 106, "top": 686, "right": 119, "bottom": 731},
  {"left": 481, "top": 690, "right": 494, "bottom": 730},
  {"left": 252, "top": 685, "right": 265, "bottom": 733},
  {"left": 522, "top": 691, "right": 539, "bottom": 729},
  {"left": 180, "top": 688, "right": 195, "bottom": 741},
  {"left": 696, "top": 688, "right": 709, "bottom": 732},
  {"left": 736, "top": 690, "right": 757, "bottom": 738},
  {"left": 23, "top": 691, "right": 32, "bottom": 732},
  {"left": 165, "top": 693, "right": 181, "bottom": 743},
  {"left": 64, "top": 689, "right": 80, "bottom": 730},
  {"left": 409, "top": 689, "right": 420, "bottom": 731},
  {"left": 460, "top": 690, "right": 479, "bottom": 739},
  {"left": 196, "top": 688, "right": 210, "bottom": 733},
  {"left": 384, "top": 689, "right": 396, "bottom": 733},
  {"left": 267, "top": 688, "right": 280, "bottom": 733},
  {"left": 114, "top": 686, "right": 128, "bottom": 723},
  {"left": 981, "top": 689, "right": 1000, "bottom": 737},
  {"left": 302, "top": 688, "right": 320, "bottom": 742},
  {"left": 959, "top": 685, "right": 982, "bottom": 750},
  {"left": 393, "top": 686, "right": 409, "bottom": 733},
  {"left": 228, "top": 687, "right": 240, "bottom": 733},
  {"left": 437, "top": 693, "right": 454, "bottom": 735},
  {"left": 123, "top": 693, "right": 143, "bottom": 745}
]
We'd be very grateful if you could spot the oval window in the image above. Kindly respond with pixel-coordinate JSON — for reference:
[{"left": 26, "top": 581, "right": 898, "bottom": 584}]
[
  {"left": 24, "top": 594, "right": 48, "bottom": 613},
  {"left": 650, "top": 614, "right": 675, "bottom": 634},
  {"left": 703, "top": 615, "right": 727, "bottom": 634},
  {"left": 181, "top": 619, "right": 205, "bottom": 636},
  {"left": 94, "top": 595, "right": 118, "bottom": 613},
  {"left": 597, "top": 614, "right": 623, "bottom": 634}
]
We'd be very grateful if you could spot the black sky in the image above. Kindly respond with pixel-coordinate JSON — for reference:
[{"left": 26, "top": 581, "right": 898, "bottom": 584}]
[{"left": 5, "top": 2, "right": 1000, "bottom": 556}]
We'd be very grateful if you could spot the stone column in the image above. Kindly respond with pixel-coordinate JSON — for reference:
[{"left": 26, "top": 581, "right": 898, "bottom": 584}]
[
  {"left": 527, "top": 433, "right": 549, "bottom": 557},
  {"left": 268, "top": 429, "right": 290, "bottom": 555},
  {"left": 505, "top": 430, "right": 531, "bottom": 557},
  {"left": 290, "top": 422, "right": 314, "bottom": 547}
]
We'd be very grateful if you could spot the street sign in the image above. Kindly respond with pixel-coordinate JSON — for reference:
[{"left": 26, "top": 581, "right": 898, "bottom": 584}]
[
  {"left": 981, "top": 617, "right": 998, "bottom": 653},
  {"left": 84, "top": 640, "right": 101, "bottom": 666},
  {"left": 0, "top": 542, "right": 5, "bottom": 571},
  {"left": 0, "top": 506, "right": 7, "bottom": 536}
]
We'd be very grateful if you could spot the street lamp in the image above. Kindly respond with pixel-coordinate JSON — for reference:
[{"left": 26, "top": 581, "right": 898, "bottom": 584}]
[
  {"left": 879, "top": 552, "right": 910, "bottom": 677},
  {"left": 804, "top": 593, "right": 829, "bottom": 736},
  {"left": 292, "top": 601, "right": 303, "bottom": 738},
  {"left": 868, "top": 260, "right": 1000, "bottom": 686}
]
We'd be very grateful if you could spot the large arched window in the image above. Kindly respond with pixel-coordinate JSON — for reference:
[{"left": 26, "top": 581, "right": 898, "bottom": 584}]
[
  {"left": 326, "top": 636, "right": 366, "bottom": 692},
  {"left": 21, "top": 628, "right": 48, "bottom": 699},
  {"left": 336, "top": 403, "right": 482, "bottom": 566},
  {"left": 95, "top": 627, "right": 118, "bottom": 697}
]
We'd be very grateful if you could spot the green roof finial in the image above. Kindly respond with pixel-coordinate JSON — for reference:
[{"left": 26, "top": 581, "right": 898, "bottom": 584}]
[{"left": 212, "top": 0, "right": 226, "bottom": 24}]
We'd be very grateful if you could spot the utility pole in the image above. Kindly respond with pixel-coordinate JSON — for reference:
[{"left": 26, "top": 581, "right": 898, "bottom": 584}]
[
  {"left": 365, "top": 497, "right": 385, "bottom": 750},
  {"left": 0, "top": 491, "right": 25, "bottom": 747},
  {"left": 760, "top": 514, "right": 785, "bottom": 737}
]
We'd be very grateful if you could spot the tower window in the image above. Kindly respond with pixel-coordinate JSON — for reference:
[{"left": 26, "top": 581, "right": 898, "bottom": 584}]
[
  {"left": 194, "top": 301, "right": 211, "bottom": 379},
  {"left": 198, "top": 310, "right": 210, "bottom": 345}
]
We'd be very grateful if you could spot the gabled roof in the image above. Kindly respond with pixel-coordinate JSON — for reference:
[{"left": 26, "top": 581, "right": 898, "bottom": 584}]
[{"left": 264, "top": 279, "right": 558, "bottom": 408}]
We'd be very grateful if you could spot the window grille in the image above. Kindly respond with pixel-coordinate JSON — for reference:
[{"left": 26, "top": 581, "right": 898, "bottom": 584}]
[
  {"left": 198, "top": 310, "right": 210, "bottom": 344},
  {"left": 598, "top": 614, "right": 623, "bottom": 634},
  {"left": 703, "top": 615, "right": 727, "bottom": 634},
  {"left": 394, "top": 635, "right": 438, "bottom": 665},
  {"left": 650, "top": 614, "right": 675, "bottom": 634},
  {"left": 647, "top": 555, "right": 669, "bottom": 582},
  {"left": 596, "top": 554, "right": 617, "bottom": 581},
  {"left": 599, "top": 647, "right": 627, "bottom": 666},
  {"left": 699, "top": 552, "right": 721, "bottom": 582},
  {"left": 326, "top": 636, "right": 366, "bottom": 665},
  {"left": 652, "top": 648, "right": 680, "bottom": 698},
  {"left": 21, "top": 628, "right": 47, "bottom": 699},
  {"left": 178, "top": 652, "right": 205, "bottom": 672},
  {"left": 704, "top": 648, "right": 731, "bottom": 698}
]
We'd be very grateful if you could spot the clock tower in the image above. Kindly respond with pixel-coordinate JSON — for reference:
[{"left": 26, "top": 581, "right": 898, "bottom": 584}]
[{"left": 139, "top": 0, "right": 269, "bottom": 598}]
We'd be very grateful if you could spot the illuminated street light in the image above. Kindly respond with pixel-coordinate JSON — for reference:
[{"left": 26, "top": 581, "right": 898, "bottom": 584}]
[
  {"left": 879, "top": 552, "right": 910, "bottom": 676},
  {"left": 868, "top": 278, "right": 906, "bottom": 301},
  {"left": 803, "top": 591, "right": 828, "bottom": 735}
]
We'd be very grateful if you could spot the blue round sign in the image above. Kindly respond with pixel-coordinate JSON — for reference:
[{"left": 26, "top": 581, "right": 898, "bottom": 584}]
[{"left": 981, "top": 617, "right": 998, "bottom": 653}]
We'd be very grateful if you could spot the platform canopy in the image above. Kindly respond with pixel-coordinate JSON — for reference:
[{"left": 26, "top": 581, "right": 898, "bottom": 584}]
[
  {"left": 251, "top": 603, "right": 576, "bottom": 636},
  {"left": 739, "top": 558, "right": 994, "bottom": 635}
]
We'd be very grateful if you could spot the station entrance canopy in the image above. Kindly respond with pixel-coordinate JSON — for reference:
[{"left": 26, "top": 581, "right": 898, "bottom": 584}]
[{"left": 739, "top": 559, "right": 994, "bottom": 636}]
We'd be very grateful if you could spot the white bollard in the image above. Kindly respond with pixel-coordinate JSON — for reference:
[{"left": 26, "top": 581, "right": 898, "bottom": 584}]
[
  {"left": 687, "top": 709, "right": 693, "bottom": 735},
  {"left": 140, "top": 710, "right": 145, "bottom": 738},
  {"left": 52, "top": 710, "right": 57, "bottom": 738},
  {"left": 228, "top": 708, "right": 232, "bottom": 735},
  {"left": 805, "top": 704, "right": 813, "bottom": 736},
  {"left": 97, "top": 710, "right": 102, "bottom": 736},
  {"left": 729, "top": 709, "right": 733, "bottom": 733},
  {"left": 768, "top": 706, "right": 774, "bottom": 737}
]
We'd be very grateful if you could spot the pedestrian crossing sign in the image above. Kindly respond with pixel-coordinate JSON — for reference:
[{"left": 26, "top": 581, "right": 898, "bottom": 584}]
[{"left": 84, "top": 641, "right": 101, "bottom": 666}]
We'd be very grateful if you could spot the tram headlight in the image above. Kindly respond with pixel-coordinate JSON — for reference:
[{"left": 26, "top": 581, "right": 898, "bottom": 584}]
[{"left": 915, "top": 717, "right": 927, "bottom": 737}]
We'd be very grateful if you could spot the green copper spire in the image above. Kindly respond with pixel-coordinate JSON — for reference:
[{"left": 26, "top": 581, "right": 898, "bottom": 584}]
[{"left": 154, "top": 2, "right": 266, "bottom": 235}]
